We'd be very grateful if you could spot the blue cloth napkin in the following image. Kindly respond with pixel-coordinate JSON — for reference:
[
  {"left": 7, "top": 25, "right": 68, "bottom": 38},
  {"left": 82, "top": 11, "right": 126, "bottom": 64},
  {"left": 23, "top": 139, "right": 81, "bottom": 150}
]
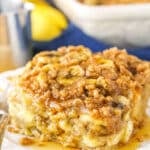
[{"left": 32, "top": 23, "right": 150, "bottom": 60}]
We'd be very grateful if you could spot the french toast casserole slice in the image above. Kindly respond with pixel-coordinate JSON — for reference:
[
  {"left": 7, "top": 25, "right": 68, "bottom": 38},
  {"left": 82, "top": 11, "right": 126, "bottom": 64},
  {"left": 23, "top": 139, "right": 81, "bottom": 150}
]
[{"left": 8, "top": 46, "right": 150, "bottom": 149}]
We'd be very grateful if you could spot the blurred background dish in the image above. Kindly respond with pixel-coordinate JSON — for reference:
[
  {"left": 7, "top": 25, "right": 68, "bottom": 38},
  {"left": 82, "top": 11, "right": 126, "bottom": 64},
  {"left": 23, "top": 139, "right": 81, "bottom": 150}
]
[
  {"left": 53, "top": 0, "right": 150, "bottom": 48},
  {"left": 78, "top": 0, "right": 150, "bottom": 5}
]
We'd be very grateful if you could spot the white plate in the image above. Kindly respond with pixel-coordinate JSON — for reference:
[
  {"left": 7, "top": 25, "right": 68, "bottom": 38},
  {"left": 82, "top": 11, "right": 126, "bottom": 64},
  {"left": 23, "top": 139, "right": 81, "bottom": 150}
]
[{"left": 0, "top": 69, "right": 150, "bottom": 150}]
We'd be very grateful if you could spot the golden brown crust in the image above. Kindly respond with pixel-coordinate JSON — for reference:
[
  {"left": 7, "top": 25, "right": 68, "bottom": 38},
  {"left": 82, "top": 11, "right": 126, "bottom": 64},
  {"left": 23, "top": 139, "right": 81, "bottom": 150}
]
[{"left": 17, "top": 46, "right": 149, "bottom": 129}]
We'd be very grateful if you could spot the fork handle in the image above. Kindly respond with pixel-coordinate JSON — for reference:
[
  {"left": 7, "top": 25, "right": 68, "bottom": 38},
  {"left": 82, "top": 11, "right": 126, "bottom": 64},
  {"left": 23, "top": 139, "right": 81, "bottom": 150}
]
[{"left": 0, "top": 113, "right": 9, "bottom": 148}]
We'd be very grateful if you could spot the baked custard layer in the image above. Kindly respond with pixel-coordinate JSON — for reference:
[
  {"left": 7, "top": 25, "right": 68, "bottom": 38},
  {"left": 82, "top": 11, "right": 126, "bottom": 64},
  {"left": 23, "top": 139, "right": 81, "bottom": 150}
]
[{"left": 8, "top": 46, "right": 150, "bottom": 149}]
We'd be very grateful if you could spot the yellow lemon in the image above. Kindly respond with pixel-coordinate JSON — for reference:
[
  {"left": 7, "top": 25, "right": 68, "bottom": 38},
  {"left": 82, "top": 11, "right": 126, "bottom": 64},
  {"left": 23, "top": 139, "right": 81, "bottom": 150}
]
[{"left": 25, "top": 0, "right": 68, "bottom": 41}]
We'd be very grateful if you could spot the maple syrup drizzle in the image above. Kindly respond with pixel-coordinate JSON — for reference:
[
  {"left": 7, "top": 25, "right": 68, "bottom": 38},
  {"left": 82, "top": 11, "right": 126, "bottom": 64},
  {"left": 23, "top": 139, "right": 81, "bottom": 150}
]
[{"left": 116, "top": 116, "right": 150, "bottom": 150}]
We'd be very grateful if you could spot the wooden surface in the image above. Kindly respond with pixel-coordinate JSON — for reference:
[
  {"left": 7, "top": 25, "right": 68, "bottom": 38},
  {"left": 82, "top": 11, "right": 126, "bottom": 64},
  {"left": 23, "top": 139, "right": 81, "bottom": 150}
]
[{"left": 0, "top": 15, "right": 16, "bottom": 72}]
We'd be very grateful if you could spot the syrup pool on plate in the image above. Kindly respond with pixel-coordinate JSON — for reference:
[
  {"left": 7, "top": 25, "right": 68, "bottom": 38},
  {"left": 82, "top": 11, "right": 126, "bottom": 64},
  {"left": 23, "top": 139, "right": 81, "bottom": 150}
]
[{"left": 28, "top": 115, "right": 150, "bottom": 150}]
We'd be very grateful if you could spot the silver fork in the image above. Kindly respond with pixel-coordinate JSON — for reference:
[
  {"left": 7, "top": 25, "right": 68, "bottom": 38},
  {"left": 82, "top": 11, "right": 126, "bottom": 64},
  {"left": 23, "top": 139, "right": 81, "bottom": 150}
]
[{"left": 0, "top": 112, "right": 9, "bottom": 147}]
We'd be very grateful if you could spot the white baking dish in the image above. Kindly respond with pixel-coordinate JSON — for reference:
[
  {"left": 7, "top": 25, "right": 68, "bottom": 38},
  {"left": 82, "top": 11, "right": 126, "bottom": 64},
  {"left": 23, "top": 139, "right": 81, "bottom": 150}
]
[{"left": 53, "top": 0, "right": 150, "bottom": 48}]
